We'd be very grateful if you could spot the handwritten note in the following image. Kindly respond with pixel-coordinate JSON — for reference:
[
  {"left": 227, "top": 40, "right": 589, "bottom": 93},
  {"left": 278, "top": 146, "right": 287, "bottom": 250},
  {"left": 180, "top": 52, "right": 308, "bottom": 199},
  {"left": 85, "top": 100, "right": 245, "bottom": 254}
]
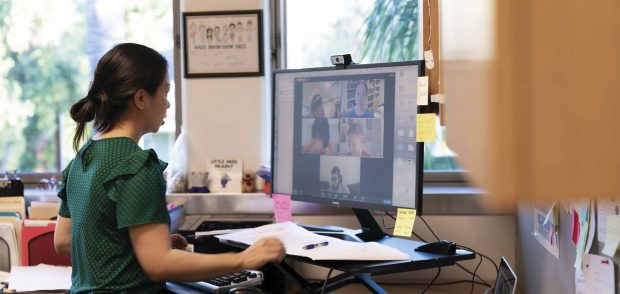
[
  {"left": 416, "top": 113, "right": 436, "bottom": 142},
  {"left": 393, "top": 208, "right": 417, "bottom": 237},
  {"left": 417, "top": 76, "right": 429, "bottom": 106},
  {"left": 601, "top": 215, "right": 620, "bottom": 257},
  {"left": 272, "top": 194, "right": 292, "bottom": 223}
]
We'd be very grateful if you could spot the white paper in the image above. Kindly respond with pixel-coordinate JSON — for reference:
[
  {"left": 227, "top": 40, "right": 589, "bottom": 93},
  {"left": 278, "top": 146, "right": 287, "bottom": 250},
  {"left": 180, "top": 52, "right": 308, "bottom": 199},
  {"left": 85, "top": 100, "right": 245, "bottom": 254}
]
[
  {"left": 601, "top": 215, "right": 620, "bottom": 257},
  {"left": 584, "top": 203, "right": 596, "bottom": 254},
  {"left": 575, "top": 268, "right": 585, "bottom": 294},
  {"left": 195, "top": 228, "right": 248, "bottom": 237},
  {"left": 217, "top": 222, "right": 409, "bottom": 261},
  {"left": 8, "top": 264, "right": 71, "bottom": 291},
  {"left": 416, "top": 76, "right": 429, "bottom": 106},
  {"left": 597, "top": 200, "right": 620, "bottom": 242},
  {"left": 582, "top": 254, "right": 615, "bottom": 294}
]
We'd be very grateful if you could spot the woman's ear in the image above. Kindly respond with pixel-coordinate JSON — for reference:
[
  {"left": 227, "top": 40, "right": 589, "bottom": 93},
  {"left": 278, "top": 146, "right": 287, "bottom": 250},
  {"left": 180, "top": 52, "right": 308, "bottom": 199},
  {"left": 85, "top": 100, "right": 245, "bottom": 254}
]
[{"left": 132, "top": 89, "right": 147, "bottom": 110}]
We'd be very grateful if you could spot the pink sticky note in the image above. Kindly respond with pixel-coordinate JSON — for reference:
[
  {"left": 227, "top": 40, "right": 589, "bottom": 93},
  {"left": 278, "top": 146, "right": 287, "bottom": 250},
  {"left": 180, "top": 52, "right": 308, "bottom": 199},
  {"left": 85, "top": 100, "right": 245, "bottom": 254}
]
[{"left": 272, "top": 194, "right": 292, "bottom": 223}]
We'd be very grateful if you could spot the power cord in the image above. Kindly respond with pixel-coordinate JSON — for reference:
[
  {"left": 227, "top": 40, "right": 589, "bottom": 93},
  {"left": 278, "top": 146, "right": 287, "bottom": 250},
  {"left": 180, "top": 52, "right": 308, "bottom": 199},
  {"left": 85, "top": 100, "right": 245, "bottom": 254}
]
[
  {"left": 457, "top": 244, "right": 499, "bottom": 273},
  {"left": 470, "top": 254, "right": 484, "bottom": 294},
  {"left": 320, "top": 267, "right": 334, "bottom": 294},
  {"left": 420, "top": 267, "right": 441, "bottom": 294},
  {"left": 384, "top": 211, "right": 493, "bottom": 287}
]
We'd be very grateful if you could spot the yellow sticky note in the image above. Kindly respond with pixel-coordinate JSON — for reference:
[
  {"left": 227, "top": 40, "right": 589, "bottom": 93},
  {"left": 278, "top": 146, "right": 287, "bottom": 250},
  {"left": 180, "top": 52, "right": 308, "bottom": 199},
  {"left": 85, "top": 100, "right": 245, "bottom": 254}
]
[
  {"left": 393, "top": 208, "right": 417, "bottom": 237},
  {"left": 416, "top": 113, "right": 436, "bottom": 142}
]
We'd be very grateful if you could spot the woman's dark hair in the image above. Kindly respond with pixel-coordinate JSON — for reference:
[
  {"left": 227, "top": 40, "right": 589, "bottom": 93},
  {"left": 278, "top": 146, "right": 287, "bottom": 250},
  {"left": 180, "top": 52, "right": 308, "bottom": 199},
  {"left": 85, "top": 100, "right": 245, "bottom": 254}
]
[
  {"left": 70, "top": 43, "right": 168, "bottom": 152},
  {"left": 311, "top": 118, "right": 330, "bottom": 148},
  {"left": 331, "top": 166, "right": 342, "bottom": 184},
  {"left": 311, "top": 94, "right": 323, "bottom": 117}
]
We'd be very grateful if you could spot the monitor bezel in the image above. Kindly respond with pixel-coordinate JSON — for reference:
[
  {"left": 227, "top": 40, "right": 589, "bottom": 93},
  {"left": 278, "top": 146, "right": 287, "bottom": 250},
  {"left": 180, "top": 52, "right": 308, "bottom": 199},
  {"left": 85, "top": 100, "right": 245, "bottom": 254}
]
[{"left": 271, "top": 60, "right": 425, "bottom": 213}]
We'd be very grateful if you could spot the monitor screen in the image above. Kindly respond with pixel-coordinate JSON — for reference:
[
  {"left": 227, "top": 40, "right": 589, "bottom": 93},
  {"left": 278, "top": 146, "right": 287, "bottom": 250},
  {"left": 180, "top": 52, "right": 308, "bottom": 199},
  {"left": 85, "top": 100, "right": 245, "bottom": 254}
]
[{"left": 272, "top": 61, "right": 424, "bottom": 211}]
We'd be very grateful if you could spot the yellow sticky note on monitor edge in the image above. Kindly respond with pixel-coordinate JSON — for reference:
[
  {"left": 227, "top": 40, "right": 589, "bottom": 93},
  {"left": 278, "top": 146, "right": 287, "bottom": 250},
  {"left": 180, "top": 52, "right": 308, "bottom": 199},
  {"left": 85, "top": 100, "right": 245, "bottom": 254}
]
[
  {"left": 416, "top": 113, "right": 436, "bottom": 142},
  {"left": 393, "top": 208, "right": 417, "bottom": 237}
]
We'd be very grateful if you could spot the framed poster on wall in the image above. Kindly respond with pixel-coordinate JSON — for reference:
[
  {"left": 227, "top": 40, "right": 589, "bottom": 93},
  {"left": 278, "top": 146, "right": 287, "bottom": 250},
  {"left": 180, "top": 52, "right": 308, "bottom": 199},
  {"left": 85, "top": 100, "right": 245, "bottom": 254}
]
[{"left": 182, "top": 10, "right": 263, "bottom": 78}]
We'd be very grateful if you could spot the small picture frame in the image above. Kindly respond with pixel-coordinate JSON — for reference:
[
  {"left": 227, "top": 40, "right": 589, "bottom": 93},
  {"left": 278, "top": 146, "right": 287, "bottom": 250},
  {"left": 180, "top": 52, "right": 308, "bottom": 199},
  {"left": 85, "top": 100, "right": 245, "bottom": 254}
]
[{"left": 182, "top": 10, "right": 263, "bottom": 78}]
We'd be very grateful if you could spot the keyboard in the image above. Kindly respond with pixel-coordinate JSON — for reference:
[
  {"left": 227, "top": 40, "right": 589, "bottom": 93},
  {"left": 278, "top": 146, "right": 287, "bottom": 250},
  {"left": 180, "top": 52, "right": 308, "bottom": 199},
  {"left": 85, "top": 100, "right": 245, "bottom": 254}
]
[{"left": 179, "top": 270, "right": 263, "bottom": 294}]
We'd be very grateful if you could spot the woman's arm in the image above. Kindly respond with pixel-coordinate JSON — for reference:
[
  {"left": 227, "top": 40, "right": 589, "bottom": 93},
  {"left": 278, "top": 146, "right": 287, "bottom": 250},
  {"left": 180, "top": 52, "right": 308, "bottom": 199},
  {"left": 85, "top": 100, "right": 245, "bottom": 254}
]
[
  {"left": 54, "top": 216, "right": 72, "bottom": 256},
  {"left": 129, "top": 223, "right": 285, "bottom": 282}
]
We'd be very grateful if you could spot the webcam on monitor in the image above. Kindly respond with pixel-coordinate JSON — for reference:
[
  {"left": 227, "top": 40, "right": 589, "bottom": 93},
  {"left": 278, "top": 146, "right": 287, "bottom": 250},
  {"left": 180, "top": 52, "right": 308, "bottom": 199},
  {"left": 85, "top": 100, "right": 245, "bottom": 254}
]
[{"left": 330, "top": 54, "right": 352, "bottom": 66}]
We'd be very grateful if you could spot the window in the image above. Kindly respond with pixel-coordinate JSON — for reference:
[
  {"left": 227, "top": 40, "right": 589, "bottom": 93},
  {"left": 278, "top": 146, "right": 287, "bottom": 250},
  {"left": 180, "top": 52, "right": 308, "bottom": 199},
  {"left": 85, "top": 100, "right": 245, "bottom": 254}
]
[
  {"left": 277, "top": 0, "right": 461, "bottom": 174},
  {"left": 0, "top": 0, "right": 176, "bottom": 174}
]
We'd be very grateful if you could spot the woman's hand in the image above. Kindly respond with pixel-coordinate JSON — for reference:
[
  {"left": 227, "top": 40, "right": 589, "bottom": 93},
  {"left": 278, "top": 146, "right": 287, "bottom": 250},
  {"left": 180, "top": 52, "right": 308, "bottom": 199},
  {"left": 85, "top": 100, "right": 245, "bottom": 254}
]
[
  {"left": 239, "top": 237, "right": 286, "bottom": 269},
  {"left": 171, "top": 234, "right": 188, "bottom": 250}
]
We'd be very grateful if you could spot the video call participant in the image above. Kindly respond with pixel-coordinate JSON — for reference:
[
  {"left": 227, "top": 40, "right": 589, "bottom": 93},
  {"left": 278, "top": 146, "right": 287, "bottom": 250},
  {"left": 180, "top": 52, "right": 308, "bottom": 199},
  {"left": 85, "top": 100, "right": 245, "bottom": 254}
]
[
  {"left": 347, "top": 122, "right": 373, "bottom": 157},
  {"left": 345, "top": 80, "right": 373, "bottom": 118},
  {"left": 301, "top": 118, "right": 333, "bottom": 155},
  {"left": 327, "top": 166, "right": 350, "bottom": 194}
]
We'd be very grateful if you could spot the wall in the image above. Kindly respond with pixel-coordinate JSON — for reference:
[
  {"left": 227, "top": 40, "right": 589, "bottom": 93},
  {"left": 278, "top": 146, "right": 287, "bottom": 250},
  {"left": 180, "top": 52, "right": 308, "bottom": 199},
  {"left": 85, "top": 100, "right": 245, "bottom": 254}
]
[{"left": 182, "top": 0, "right": 271, "bottom": 175}]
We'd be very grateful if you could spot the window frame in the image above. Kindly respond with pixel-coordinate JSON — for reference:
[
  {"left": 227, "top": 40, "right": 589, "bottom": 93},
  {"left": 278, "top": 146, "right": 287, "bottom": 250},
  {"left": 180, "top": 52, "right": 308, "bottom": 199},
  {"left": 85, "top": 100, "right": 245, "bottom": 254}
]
[{"left": 273, "top": 0, "right": 468, "bottom": 186}]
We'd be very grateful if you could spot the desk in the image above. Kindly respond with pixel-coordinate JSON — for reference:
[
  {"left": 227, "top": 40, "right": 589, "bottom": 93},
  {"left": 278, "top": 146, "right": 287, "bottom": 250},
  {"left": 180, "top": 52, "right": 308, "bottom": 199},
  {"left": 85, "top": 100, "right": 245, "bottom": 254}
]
[{"left": 220, "top": 228, "right": 475, "bottom": 294}]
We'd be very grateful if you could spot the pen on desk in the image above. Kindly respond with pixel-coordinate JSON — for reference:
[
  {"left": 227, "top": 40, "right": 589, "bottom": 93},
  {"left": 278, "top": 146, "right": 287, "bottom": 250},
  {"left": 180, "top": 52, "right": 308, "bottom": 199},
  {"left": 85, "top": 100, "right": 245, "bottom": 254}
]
[{"left": 302, "top": 241, "right": 329, "bottom": 250}]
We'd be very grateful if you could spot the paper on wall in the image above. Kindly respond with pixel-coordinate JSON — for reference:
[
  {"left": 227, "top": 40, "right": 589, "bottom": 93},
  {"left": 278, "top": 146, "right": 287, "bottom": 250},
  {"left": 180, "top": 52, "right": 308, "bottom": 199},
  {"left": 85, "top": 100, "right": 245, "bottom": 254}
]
[
  {"left": 601, "top": 215, "right": 620, "bottom": 257},
  {"left": 597, "top": 199, "right": 620, "bottom": 242}
]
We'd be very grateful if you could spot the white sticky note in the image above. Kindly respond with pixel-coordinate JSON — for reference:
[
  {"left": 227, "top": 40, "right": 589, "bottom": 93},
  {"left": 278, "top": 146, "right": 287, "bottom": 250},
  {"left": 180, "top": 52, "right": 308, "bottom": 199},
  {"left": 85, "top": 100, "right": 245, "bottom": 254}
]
[
  {"left": 601, "top": 215, "right": 620, "bottom": 257},
  {"left": 417, "top": 76, "right": 429, "bottom": 106},
  {"left": 582, "top": 254, "right": 615, "bottom": 294},
  {"left": 424, "top": 50, "right": 435, "bottom": 69}
]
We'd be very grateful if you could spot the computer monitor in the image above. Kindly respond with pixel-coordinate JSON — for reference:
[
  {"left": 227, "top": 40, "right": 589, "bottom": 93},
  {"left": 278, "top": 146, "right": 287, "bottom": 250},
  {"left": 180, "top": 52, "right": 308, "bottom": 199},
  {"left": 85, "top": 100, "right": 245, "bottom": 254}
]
[{"left": 272, "top": 61, "right": 425, "bottom": 240}]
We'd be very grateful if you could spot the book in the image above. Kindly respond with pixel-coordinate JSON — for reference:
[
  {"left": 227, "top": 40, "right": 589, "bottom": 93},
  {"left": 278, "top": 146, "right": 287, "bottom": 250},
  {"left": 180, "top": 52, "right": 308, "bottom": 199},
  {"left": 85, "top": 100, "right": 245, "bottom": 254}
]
[{"left": 207, "top": 158, "right": 243, "bottom": 193}]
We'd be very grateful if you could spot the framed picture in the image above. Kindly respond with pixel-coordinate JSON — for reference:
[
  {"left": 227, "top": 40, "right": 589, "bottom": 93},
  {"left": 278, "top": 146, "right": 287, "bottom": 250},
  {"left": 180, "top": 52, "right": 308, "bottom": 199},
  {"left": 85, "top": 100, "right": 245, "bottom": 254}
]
[{"left": 182, "top": 10, "right": 263, "bottom": 78}]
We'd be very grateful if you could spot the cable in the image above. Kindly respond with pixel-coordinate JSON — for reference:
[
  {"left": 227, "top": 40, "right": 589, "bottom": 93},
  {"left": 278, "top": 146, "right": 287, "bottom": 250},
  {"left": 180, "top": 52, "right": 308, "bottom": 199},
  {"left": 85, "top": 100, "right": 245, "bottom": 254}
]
[
  {"left": 384, "top": 211, "right": 492, "bottom": 287},
  {"left": 457, "top": 245, "right": 499, "bottom": 273},
  {"left": 419, "top": 216, "right": 440, "bottom": 241},
  {"left": 470, "top": 255, "right": 484, "bottom": 294},
  {"left": 420, "top": 267, "right": 441, "bottom": 294},
  {"left": 380, "top": 280, "right": 490, "bottom": 287},
  {"left": 320, "top": 267, "right": 334, "bottom": 294},
  {"left": 426, "top": 0, "right": 432, "bottom": 50}
]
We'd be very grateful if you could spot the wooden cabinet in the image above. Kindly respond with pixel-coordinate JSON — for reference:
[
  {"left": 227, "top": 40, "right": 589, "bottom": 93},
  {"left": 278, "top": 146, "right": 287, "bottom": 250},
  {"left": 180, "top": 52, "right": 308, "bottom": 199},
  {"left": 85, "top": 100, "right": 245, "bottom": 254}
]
[{"left": 441, "top": 0, "right": 620, "bottom": 204}]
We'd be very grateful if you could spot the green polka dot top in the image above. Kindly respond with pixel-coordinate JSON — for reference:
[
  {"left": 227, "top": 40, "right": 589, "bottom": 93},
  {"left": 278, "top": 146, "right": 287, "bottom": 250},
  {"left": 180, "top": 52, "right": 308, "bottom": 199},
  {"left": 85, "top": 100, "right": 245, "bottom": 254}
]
[{"left": 58, "top": 137, "right": 170, "bottom": 294}]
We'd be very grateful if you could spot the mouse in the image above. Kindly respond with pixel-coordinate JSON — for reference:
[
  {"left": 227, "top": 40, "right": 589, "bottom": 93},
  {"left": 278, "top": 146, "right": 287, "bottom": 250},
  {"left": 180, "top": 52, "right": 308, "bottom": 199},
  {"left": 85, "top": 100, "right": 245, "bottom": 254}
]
[
  {"left": 229, "top": 287, "right": 267, "bottom": 294},
  {"left": 415, "top": 240, "right": 457, "bottom": 254}
]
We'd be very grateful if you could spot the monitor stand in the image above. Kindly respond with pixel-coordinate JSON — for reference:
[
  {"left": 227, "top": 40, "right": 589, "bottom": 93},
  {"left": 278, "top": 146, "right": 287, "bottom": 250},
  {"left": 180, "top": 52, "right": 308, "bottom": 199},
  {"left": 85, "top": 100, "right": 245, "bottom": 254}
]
[{"left": 301, "top": 209, "right": 389, "bottom": 243}]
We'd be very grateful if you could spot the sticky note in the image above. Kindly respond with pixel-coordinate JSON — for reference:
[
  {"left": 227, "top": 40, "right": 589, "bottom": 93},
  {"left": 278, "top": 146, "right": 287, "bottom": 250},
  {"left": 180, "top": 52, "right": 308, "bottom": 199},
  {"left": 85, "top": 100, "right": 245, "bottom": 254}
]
[
  {"left": 416, "top": 113, "right": 436, "bottom": 142},
  {"left": 417, "top": 76, "right": 429, "bottom": 106},
  {"left": 272, "top": 194, "right": 292, "bottom": 223},
  {"left": 424, "top": 50, "right": 435, "bottom": 69},
  {"left": 602, "top": 216, "right": 620, "bottom": 257},
  {"left": 393, "top": 208, "right": 416, "bottom": 237}
]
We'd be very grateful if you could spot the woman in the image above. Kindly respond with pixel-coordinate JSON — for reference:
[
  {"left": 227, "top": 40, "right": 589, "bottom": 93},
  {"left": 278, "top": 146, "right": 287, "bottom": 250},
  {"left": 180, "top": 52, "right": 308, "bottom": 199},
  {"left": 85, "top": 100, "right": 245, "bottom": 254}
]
[
  {"left": 327, "top": 166, "right": 350, "bottom": 194},
  {"left": 347, "top": 122, "right": 373, "bottom": 157},
  {"left": 301, "top": 118, "right": 333, "bottom": 155},
  {"left": 345, "top": 81, "right": 373, "bottom": 118},
  {"left": 54, "top": 43, "right": 285, "bottom": 293}
]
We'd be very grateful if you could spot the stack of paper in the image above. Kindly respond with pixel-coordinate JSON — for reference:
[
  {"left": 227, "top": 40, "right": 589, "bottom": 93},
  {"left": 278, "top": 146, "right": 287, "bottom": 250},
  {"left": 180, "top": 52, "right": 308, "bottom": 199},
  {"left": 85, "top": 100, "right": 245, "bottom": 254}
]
[
  {"left": 216, "top": 222, "right": 409, "bottom": 261},
  {"left": 8, "top": 264, "right": 71, "bottom": 292}
]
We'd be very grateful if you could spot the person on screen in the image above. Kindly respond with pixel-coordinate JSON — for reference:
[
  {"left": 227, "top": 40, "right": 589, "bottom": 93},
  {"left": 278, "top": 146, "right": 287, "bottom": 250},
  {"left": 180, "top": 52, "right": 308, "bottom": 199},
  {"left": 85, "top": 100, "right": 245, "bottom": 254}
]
[
  {"left": 345, "top": 80, "right": 373, "bottom": 118},
  {"left": 54, "top": 43, "right": 285, "bottom": 293},
  {"left": 328, "top": 166, "right": 351, "bottom": 194},
  {"left": 302, "top": 118, "right": 333, "bottom": 154},
  {"left": 310, "top": 94, "right": 325, "bottom": 118},
  {"left": 347, "top": 122, "right": 373, "bottom": 157}
]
